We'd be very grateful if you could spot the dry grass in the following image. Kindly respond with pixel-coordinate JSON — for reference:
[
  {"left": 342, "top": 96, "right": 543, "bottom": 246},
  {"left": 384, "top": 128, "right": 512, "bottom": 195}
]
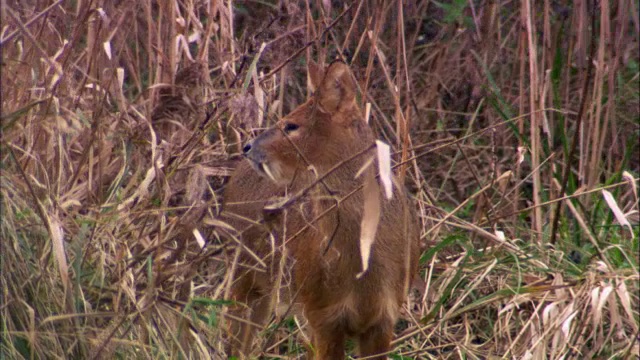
[{"left": 1, "top": 0, "right": 638, "bottom": 359}]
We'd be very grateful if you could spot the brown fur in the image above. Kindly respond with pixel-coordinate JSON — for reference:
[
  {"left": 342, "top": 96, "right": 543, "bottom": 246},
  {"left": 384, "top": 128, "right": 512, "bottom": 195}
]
[{"left": 221, "top": 61, "right": 419, "bottom": 359}]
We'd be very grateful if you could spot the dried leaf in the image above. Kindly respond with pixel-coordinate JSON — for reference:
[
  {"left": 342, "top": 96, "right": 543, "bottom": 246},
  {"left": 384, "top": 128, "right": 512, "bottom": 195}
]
[
  {"left": 252, "top": 62, "right": 264, "bottom": 127},
  {"left": 48, "top": 60, "right": 63, "bottom": 89},
  {"left": 96, "top": 7, "right": 107, "bottom": 20},
  {"left": 622, "top": 171, "right": 638, "bottom": 202},
  {"left": 595, "top": 260, "right": 608, "bottom": 273},
  {"left": 193, "top": 228, "right": 205, "bottom": 249},
  {"left": 356, "top": 168, "right": 381, "bottom": 279},
  {"left": 322, "top": 0, "right": 332, "bottom": 14},
  {"left": 52, "top": 40, "right": 68, "bottom": 61},
  {"left": 496, "top": 170, "right": 512, "bottom": 193},
  {"left": 590, "top": 287, "right": 601, "bottom": 321},
  {"left": 376, "top": 140, "right": 393, "bottom": 200},
  {"left": 203, "top": 217, "right": 238, "bottom": 232},
  {"left": 552, "top": 272, "right": 567, "bottom": 301},
  {"left": 561, "top": 310, "right": 577, "bottom": 338},
  {"left": 243, "top": 42, "right": 266, "bottom": 91},
  {"left": 364, "top": 102, "right": 371, "bottom": 124},
  {"left": 615, "top": 280, "right": 638, "bottom": 332},
  {"left": 116, "top": 67, "right": 124, "bottom": 90},
  {"left": 602, "top": 190, "right": 633, "bottom": 235},
  {"left": 188, "top": 31, "right": 200, "bottom": 43},
  {"left": 175, "top": 35, "right": 194, "bottom": 61},
  {"left": 517, "top": 146, "right": 527, "bottom": 165},
  {"left": 542, "top": 303, "right": 558, "bottom": 327},
  {"left": 593, "top": 285, "right": 613, "bottom": 326},
  {"left": 48, "top": 213, "right": 70, "bottom": 292},
  {"left": 103, "top": 41, "right": 112, "bottom": 60},
  {"left": 543, "top": 302, "right": 561, "bottom": 356}
]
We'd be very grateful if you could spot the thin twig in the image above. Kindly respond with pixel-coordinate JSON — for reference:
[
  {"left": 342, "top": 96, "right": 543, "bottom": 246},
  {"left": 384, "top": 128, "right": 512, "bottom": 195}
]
[{"left": 260, "top": 3, "right": 355, "bottom": 80}]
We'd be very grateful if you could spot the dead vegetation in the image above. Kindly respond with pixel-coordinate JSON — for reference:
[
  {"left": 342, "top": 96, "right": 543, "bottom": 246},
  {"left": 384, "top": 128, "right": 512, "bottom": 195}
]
[{"left": 1, "top": 0, "right": 638, "bottom": 359}]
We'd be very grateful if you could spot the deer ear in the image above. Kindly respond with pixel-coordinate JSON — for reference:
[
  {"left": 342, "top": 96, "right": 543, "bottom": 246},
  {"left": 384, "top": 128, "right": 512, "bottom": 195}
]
[
  {"left": 308, "top": 61, "right": 325, "bottom": 93},
  {"left": 316, "top": 61, "right": 356, "bottom": 114}
]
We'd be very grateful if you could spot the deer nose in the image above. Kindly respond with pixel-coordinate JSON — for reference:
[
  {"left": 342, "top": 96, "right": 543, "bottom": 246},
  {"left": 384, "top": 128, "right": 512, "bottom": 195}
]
[{"left": 242, "top": 142, "right": 252, "bottom": 154}]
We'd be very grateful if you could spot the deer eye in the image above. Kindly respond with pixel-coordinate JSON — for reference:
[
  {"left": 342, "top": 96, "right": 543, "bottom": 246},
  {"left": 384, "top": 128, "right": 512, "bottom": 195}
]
[{"left": 283, "top": 122, "right": 299, "bottom": 134}]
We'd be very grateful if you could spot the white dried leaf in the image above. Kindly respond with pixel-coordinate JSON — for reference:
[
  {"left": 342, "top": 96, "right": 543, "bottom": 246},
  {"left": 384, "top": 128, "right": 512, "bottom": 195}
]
[
  {"left": 517, "top": 146, "right": 527, "bottom": 165},
  {"left": 542, "top": 303, "right": 558, "bottom": 327},
  {"left": 547, "top": 303, "right": 562, "bottom": 356},
  {"left": 49, "top": 214, "right": 70, "bottom": 292},
  {"left": 356, "top": 169, "right": 381, "bottom": 279},
  {"left": 602, "top": 190, "right": 633, "bottom": 235},
  {"left": 561, "top": 311, "right": 577, "bottom": 338},
  {"left": 103, "top": 41, "right": 112, "bottom": 60},
  {"left": 590, "top": 287, "right": 601, "bottom": 319},
  {"left": 17, "top": 39, "right": 23, "bottom": 60},
  {"left": 364, "top": 102, "right": 371, "bottom": 124},
  {"left": 376, "top": 140, "right": 393, "bottom": 200},
  {"left": 116, "top": 67, "right": 124, "bottom": 90},
  {"left": 498, "top": 303, "right": 515, "bottom": 315},
  {"left": 85, "top": 83, "right": 104, "bottom": 92},
  {"left": 494, "top": 229, "right": 505, "bottom": 241},
  {"left": 188, "top": 31, "right": 200, "bottom": 43},
  {"left": 551, "top": 272, "right": 568, "bottom": 301},
  {"left": 174, "top": 35, "right": 183, "bottom": 59},
  {"left": 96, "top": 8, "right": 107, "bottom": 20},
  {"left": 175, "top": 35, "right": 194, "bottom": 61},
  {"left": 47, "top": 60, "right": 63, "bottom": 90},
  {"left": 615, "top": 280, "right": 638, "bottom": 332},
  {"left": 622, "top": 171, "right": 638, "bottom": 201},
  {"left": 52, "top": 40, "right": 68, "bottom": 60},
  {"left": 193, "top": 228, "right": 205, "bottom": 249},
  {"left": 322, "top": 0, "right": 331, "bottom": 14},
  {"left": 594, "top": 285, "right": 613, "bottom": 326},
  {"left": 52, "top": 96, "right": 60, "bottom": 115}
]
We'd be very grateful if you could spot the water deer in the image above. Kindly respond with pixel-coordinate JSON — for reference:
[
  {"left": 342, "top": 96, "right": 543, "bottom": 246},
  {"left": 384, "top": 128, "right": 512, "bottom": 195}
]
[{"left": 221, "top": 61, "right": 419, "bottom": 359}]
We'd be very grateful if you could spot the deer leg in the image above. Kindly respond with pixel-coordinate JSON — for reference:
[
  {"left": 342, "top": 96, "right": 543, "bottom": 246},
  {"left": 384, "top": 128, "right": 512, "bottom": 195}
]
[
  {"left": 357, "top": 321, "right": 394, "bottom": 360},
  {"left": 308, "top": 326, "right": 346, "bottom": 360},
  {"left": 228, "top": 274, "right": 273, "bottom": 358}
]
